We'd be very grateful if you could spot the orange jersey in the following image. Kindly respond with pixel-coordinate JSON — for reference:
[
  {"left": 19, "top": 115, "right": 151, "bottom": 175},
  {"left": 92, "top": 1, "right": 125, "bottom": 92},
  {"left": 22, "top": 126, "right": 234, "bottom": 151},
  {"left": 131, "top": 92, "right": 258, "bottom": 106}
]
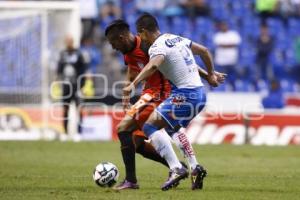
[{"left": 124, "top": 36, "right": 171, "bottom": 101}]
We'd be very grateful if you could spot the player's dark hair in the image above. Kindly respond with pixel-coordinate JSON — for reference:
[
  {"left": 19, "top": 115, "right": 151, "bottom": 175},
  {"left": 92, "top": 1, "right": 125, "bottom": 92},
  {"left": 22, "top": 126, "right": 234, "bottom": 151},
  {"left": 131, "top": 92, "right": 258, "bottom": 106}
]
[
  {"left": 105, "top": 19, "right": 130, "bottom": 36},
  {"left": 135, "top": 13, "right": 159, "bottom": 33}
]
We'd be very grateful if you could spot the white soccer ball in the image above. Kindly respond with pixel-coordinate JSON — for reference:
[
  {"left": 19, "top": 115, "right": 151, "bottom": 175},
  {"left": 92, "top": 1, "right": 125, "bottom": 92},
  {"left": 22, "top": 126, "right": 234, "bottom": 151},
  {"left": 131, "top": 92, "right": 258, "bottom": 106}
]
[{"left": 93, "top": 162, "right": 119, "bottom": 187}]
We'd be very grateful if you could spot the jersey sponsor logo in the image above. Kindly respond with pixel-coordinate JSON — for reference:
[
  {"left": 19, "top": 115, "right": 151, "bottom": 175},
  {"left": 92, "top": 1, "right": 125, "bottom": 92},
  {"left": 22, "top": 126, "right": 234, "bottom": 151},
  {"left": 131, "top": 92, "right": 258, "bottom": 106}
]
[{"left": 165, "top": 37, "right": 183, "bottom": 48}]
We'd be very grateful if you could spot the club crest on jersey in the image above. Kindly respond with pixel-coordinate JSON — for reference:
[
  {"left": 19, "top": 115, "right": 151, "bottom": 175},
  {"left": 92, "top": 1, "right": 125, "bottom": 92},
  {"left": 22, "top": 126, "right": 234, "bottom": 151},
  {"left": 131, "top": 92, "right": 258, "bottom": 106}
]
[
  {"left": 171, "top": 95, "right": 186, "bottom": 107},
  {"left": 137, "top": 62, "right": 144, "bottom": 68}
]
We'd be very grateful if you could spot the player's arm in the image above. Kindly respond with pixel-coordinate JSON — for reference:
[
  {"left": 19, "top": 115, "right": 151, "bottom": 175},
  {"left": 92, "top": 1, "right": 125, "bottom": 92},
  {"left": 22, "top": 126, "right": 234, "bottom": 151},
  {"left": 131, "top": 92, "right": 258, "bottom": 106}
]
[
  {"left": 132, "top": 55, "right": 163, "bottom": 87},
  {"left": 198, "top": 66, "right": 226, "bottom": 87},
  {"left": 191, "top": 42, "right": 221, "bottom": 86},
  {"left": 123, "top": 55, "right": 164, "bottom": 96},
  {"left": 122, "top": 66, "right": 140, "bottom": 110},
  {"left": 191, "top": 42, "right": 214, "bottom": 74},
  {"left": 198, "top": 66, "right": 209, "bottom": 79}
]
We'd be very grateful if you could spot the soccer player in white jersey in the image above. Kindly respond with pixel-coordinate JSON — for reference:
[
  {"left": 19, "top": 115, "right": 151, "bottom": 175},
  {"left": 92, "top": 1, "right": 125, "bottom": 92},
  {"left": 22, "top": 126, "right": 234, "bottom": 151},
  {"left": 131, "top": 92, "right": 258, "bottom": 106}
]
[{"left": 123, "top": 13, "right": 218, "bottom": 191}]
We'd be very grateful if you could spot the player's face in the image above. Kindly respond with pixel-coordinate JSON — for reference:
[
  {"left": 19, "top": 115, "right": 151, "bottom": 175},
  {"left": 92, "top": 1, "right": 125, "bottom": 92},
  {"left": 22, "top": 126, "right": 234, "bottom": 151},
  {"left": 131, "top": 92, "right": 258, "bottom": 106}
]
[
  {"left": 107, "top": 34, "right": 132, "bottom": 54},
  {"left": 65, "top": 36, "right": 74, "bottom": 49}
]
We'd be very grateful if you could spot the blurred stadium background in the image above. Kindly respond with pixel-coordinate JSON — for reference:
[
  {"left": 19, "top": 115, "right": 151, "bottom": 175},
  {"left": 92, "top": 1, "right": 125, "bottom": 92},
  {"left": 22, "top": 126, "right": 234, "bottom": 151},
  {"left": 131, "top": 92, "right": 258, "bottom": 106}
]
[{"left": 0, "top": 0, "right": 299, "bottom": 145}]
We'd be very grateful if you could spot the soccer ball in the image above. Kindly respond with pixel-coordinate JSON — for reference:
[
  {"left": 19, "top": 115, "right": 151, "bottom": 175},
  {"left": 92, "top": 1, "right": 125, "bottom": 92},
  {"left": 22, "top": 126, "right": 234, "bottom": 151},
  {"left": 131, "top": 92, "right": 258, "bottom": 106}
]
[{"left": 93, "top": 162, "right": 119, "bottom": 187}]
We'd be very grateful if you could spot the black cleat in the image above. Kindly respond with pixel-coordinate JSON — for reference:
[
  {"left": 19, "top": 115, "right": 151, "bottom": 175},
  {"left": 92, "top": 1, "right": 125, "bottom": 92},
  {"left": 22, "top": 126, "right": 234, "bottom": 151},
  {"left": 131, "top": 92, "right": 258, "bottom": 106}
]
[{"left": 191, "top": 165, "right": 207, "bottom": 190}]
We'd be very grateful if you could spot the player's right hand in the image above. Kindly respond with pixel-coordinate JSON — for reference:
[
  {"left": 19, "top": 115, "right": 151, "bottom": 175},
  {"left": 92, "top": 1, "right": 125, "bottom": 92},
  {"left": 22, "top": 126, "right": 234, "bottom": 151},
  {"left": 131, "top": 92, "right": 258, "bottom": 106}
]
[
  {"left": 215, "top": 71, "right": 227, "bottom": 84},
  {"left": 122, "top": 82, "right": 134, "bottom": 111},
  {"left": 207, "top": 73, "right": 219, "bottom": 87},
  {"left": 122, "top": 95, "right": 131, "bottom": 111},
  {"left": 207, "top": 71, "right": 227, "bottom": 87}
]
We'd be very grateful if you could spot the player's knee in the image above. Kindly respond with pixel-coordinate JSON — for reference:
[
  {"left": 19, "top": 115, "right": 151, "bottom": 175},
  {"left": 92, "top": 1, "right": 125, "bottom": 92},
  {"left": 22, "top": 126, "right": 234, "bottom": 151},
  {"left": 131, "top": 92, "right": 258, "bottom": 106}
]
[
  {"left": 142, "top": 123, "right": 158, "bottom": 137},
  {"left": 117, "top": 123, "right": 125, "bottom": 134},
  {"left": 117, "top": 116, "right": 137, "bottom": 134},
  {"left": 133, "top": 135, "right": 145, "bottom": 154},
  {"left": 135, "top": 144, "right": 144, "bottom": 155},
  {"left": 117, "top": 119, "right": 130, "bottom": 133}
]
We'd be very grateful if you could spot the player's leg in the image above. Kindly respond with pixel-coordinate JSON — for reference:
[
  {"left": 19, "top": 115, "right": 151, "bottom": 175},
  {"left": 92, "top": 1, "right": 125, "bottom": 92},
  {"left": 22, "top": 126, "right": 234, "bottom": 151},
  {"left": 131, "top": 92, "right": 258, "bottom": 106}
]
[
  {"left": 133, "top": 100, "right": 188, "bottom": 188},
  {"left": 151, "top": 87, "right": 207, "bottom": 190},
  {"left": 132, "top": 101, "right": 170, "bottom": 167},
  {"left": 115, "top": 95, "right": 164, "bottom": 190},
  {"left": 62, "top": 83, "right": 72, "bottom": 136},
  {"left": 133, "top": 130, "right": 188, "bottom": 188},
  {"left": 166, "top": 128, "right": 207, "bottom": 190},
  {"left": 62, "top": 103, "right": 69, "bottom": 135},
  {"left": 143, "top": 111, "right": 188, "bottom": 191},
  {"left": 115, "top": 114, "right": 139, "bottom": 189},
  {"left": 165, "top": 90, "right": 207, "bottom": 190},
  {"left": 138, "top": 98, "right": 195, "bottom": 170},
  {"left": 75, "top": 93, "right": 83, "bottom": 135},
  {"left": 133, "top": 131, "right": 168, "bottom": 167},
  {"left": 166, "top": 128, "right": 199, "bottom": 170}
]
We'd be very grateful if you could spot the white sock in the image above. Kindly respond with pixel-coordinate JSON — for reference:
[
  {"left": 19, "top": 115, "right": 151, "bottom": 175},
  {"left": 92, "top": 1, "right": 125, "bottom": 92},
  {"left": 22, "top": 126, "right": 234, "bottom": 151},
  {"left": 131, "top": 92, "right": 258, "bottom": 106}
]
[
  {"left": 150, "top": 129, "right": 182, "bottom": 170},
  {"left": 172, "top": 131, "right": 199, "bottom": 170}
]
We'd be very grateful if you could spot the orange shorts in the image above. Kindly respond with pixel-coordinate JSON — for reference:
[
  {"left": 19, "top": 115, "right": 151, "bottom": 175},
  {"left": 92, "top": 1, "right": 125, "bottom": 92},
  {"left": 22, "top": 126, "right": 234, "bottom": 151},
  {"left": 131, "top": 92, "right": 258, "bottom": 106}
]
[{"left": 126, "top": 93, "right": 162, "bottom": 137}]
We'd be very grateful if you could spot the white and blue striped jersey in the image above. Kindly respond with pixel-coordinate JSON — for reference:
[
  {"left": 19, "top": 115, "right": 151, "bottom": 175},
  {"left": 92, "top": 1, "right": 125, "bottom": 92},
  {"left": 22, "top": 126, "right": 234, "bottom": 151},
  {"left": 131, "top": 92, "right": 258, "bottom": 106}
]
[{"left": 149, "top": 33, "right": 203, "bottom": 89}]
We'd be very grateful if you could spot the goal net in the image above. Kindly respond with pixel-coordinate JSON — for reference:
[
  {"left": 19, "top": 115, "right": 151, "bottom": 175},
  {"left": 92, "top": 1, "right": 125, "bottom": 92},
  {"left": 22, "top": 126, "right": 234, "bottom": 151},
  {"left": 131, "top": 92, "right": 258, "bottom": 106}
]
[
  {"left": 0, "top": 1, "right": 80, "bottom": 140},
  {"left": 0, "top": 1, "right": 80, "bottom": 104}
]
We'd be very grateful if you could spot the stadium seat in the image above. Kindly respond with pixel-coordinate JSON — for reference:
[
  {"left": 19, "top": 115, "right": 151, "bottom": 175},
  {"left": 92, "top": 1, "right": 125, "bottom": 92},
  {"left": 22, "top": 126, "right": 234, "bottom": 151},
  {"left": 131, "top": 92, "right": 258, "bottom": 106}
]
[
  {"left": 240, "top": 44, "right": 256, "bottom": 67},
  {"left": 270, "top": 49, "right": 285, "bottom": 67},
  {"left": 275, "top": 31, "right": 289, "bottom": 50},
  {"left": 241, "top": 17, "right": 260, "bottom": 38},
  {"left": 156, "top": 16, "right": 170, "bottom": 33},
  {"left": 234, "top": 79, "right": 254, "bottom": 92},
  {"left": 288, "top": 18, "right": 300, "bottom": 37},
  {"left": 280, "top": 79, "right": 297, "bottom": 93},
  {"left": 211, "top": 82, "right": 233, "bottom": 92},
  {"left": 256, "top": 79, "right": 269, "bottom": 92},
  {"left": 170, "top": 16, "right": 191, "bottom": 34},
  {"left": 266, "top": 18, "right": 284, "bottom": 36}
]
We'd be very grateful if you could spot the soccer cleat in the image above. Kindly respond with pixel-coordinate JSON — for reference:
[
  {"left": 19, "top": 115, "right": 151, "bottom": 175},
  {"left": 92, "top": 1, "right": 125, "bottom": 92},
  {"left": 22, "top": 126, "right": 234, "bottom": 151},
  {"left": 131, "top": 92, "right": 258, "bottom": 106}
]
[
  {"left": 191, "top": 165, "right": 207, "bottom": 190},
  {"left": 113, "top": 180, "right": 139, "bottom": 190},
  {"left": 172, "top": 161, "right": 188, "bottom": 188},
  {"left": 161, "top": 166, "right": 188, "bottom": 191}
]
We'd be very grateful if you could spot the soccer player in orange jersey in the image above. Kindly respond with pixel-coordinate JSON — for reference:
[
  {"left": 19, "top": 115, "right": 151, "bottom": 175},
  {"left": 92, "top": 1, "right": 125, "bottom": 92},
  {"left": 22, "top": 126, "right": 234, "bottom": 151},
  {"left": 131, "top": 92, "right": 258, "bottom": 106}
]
[{"left": 105, "top": 19, "right": 225, "bottom": 190}]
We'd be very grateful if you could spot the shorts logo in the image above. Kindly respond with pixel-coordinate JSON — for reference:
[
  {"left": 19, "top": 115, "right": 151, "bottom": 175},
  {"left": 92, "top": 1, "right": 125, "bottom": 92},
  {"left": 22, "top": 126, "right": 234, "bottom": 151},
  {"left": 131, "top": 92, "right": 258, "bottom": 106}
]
[{"left": 171, "top": 95, "right": 186, "bottom": 108}]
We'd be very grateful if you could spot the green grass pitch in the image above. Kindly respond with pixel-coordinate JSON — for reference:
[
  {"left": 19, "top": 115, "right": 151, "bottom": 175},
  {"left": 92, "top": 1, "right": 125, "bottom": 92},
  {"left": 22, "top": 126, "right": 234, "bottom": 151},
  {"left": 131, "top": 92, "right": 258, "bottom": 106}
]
[{"left": 0, "top": 141, "right": 299, "bottom": 200}]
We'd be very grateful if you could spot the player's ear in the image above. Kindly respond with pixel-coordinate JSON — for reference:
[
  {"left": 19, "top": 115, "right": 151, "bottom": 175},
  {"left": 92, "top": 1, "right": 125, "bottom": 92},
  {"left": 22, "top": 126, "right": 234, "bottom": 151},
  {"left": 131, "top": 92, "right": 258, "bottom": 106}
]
[
  {"left": 137, "top": 28, "right": 145, "bottom": 36},
  {"left": 118, "top": 34, "right": 126, "bottom": 41}
]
